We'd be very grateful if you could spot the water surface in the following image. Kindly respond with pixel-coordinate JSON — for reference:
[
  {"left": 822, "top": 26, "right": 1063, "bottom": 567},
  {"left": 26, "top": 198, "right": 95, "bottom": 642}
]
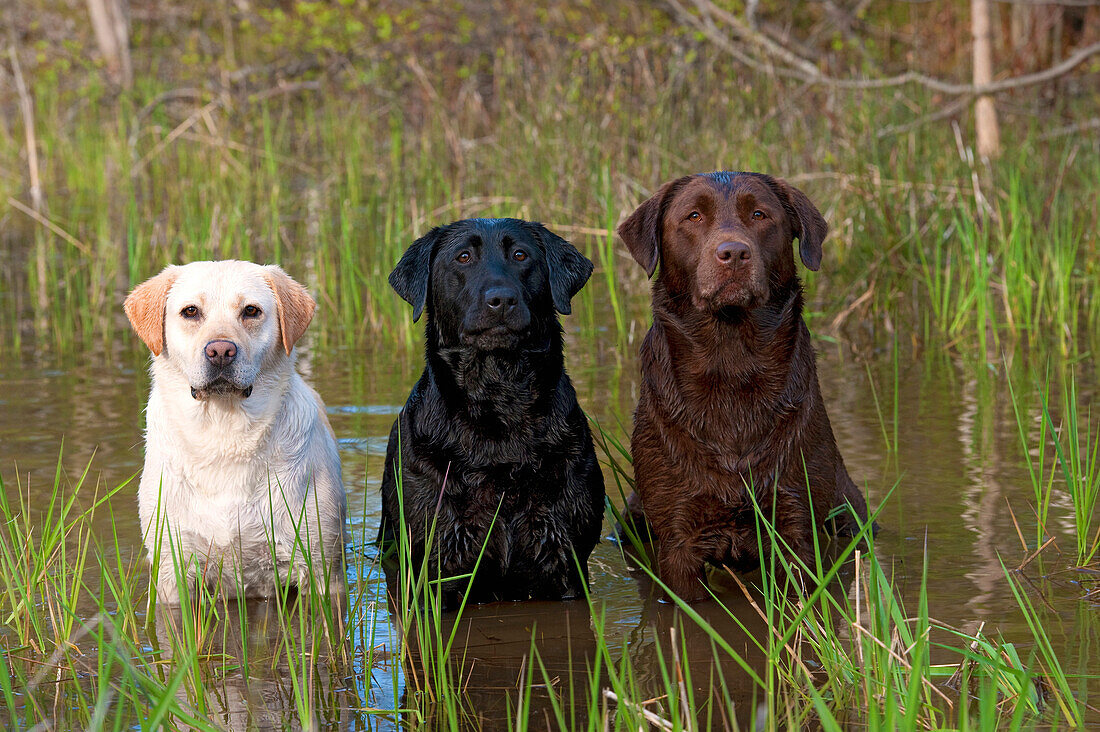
[{"left": 1, "top": 262, "right": 1097, "bottom": 728}]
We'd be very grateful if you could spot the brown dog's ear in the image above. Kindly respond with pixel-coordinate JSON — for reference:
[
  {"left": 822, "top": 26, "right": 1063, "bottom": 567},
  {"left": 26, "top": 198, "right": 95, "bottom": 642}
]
[
  {"left": 123, "top": 267, "right": 178, "bottom": 357},
  {"left": 390, "top": 226, "right": 447, "bottom": 322},
  {"left": 618, "top": 176, "right": 693, "bottom": 278},
  {"left": 523, "top": 222, "right": 593, "bottom": 315},
  {"left": 773, "top": 178, "right": 828, "bottom": 272},
  {"left": 264, "top": 266, "right": 316, "bottom": 355}
]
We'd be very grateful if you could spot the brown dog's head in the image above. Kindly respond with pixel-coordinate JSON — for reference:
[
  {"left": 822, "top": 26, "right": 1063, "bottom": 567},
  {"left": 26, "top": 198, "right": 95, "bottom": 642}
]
[{"left": 619, "top": 172, "right": 827, "bottom": 313}]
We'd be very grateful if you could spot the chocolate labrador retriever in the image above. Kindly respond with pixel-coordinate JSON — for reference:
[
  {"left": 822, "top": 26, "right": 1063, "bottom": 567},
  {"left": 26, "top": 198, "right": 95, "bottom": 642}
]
[
  {"left": 619, "top": 172, "right": 872, "bottom": 601},
  {"left": 380, "top": 218, "right": 605, "bottom": 606}
]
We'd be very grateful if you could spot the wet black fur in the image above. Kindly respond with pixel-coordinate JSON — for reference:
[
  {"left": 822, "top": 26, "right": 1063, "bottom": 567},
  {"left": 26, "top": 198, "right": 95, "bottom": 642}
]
[{"left": 379, "top": 218, "right": 605, "bottom": 606}]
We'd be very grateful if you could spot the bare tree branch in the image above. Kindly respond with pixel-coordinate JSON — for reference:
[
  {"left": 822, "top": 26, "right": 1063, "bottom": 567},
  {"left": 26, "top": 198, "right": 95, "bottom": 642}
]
[
  {"left": 673, "top": 0, "right": 1100, "bottom": 96},
  {"left": 905, "top": 0, "right": 1100, "bottom": 5},
  {"left": 689, "top": 0, "right": 827, "bottom": 78},
  {"left": 1039, "top": 117, "right": 1100, "bottom": 139}
]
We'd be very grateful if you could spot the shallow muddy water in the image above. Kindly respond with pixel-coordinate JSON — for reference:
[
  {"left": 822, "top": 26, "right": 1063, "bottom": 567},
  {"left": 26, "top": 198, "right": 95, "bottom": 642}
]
[{"left": 2, "top": 258, "right": 1098, "bottom": 728}]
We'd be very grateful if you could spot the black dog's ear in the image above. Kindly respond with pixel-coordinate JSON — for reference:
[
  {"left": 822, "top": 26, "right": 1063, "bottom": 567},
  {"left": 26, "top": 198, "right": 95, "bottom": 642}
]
[
  {"left": 525, "top": 222, "right": 593, "bottom": 315},
  {"left": 772, "top": 178, "right": 828, "bottom": 272},
  {"left": 618, "top": 176, "right": 693, "bottom": 278},
  {"left": 390, "top": 227, "right": 445, "bottom": 322}
]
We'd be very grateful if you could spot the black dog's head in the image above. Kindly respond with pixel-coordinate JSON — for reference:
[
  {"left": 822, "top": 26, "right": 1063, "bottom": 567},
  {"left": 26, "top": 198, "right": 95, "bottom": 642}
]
[{"left": 390, "top": 218, "right": 593, "bottom": 351}]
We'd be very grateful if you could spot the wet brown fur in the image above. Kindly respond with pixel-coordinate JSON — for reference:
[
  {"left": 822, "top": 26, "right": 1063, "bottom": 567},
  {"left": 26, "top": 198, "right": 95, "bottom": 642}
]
[{"left": 619, "top": 172, "right": 871, "bottom": 602}]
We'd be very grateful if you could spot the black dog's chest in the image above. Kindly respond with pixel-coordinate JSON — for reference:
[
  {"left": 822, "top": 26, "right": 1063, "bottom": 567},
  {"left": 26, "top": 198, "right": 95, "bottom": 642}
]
[
  {"left": 426, "top": 419, "right": 548, "bottom": 474},
  {"left": 449, "top": 458, "right": 559, "bottom": 511},
  {"left": 444, "top": 461, "right": 566, "bottom": 573}
]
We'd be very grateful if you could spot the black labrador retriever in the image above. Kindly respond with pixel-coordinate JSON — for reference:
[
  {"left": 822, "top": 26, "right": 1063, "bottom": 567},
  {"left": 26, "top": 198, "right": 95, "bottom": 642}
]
[{"left": 379, "top": 218, "right": 605, "bottom": 606}]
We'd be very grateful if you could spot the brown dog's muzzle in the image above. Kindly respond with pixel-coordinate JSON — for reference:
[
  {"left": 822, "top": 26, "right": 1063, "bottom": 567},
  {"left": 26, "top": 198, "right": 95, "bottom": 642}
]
[{"left": 696, "top": 237, "right": 766, "bottom": 309}]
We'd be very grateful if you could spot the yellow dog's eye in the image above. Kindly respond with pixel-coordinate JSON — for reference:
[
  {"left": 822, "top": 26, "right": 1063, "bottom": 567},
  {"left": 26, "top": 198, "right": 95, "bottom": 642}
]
[
  {"left": 181, "top": 305, "right": 199, "bottom": 319},
  {"left": 242, "top": 305, "right": 261, "bottom": 318}
]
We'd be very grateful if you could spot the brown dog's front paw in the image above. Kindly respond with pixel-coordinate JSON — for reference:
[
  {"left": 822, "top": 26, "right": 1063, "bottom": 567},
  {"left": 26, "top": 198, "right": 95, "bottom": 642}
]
[
  {"left": 658, "top": 553, "right": 709, "bottom": 603},
  {"left": 663, "top": 581, "right": 709, "bottom": 604}
]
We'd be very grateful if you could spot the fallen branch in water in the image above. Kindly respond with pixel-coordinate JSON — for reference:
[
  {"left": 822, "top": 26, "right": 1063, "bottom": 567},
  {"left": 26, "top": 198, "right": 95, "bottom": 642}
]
[{"left": 603, "top": 688, "right": 675, "bottom": 730}]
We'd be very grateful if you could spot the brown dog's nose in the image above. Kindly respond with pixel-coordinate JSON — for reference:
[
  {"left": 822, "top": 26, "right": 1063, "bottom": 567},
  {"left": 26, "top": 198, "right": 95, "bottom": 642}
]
[
  {"left": 204, "top": 340, "right": 237, "bottom": 367},
  {"left": 716, "top": 241, "right": 751, "bottom": 264},
  {"left": 484, "top": 287, "right": 518, "bottom": 311}
]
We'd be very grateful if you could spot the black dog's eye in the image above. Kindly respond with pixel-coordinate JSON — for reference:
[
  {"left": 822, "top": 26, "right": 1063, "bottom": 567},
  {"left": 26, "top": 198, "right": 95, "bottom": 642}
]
[
  {"left": 512, "top": 249, "right": 528, "bottom": 262},
  {"left": 456, "top": 251, "right": 472, "bottom": 264},
  {"left": 687, "top": 211, "right": 701, "bottom": 221},
  {"left": 242, "top": 305, "right": 261, "bottom": 318},
  {"left": 180, "top": 305, "right": 199, "bottom": 319},
  {"left": 752, "top": 210, "right": 766, "bottom": 220}
]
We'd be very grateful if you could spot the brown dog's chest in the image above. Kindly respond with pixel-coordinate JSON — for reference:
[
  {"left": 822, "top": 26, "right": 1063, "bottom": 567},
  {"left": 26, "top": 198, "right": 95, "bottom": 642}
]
[
  {"left": 644, "top": 399, "right": 800, "bottom": 491},
  {"left": 640, "top": 331, "right": 808, "bottom": 476}
]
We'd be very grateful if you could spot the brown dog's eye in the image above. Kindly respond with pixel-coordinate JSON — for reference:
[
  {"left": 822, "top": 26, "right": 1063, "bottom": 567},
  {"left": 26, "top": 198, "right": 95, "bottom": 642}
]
[
  {"left": 181, "top": 305, "right": 199, "bottom": 319},
  {"left": 242, "top": 305, "right": 261, "bottom": 318},
  {"left": 512, "top": 250, "right": 528, "bottom": 262},
  {"left": 752, "top": 210, "right": 766, "bottom": 220},
  {"left": 688, "top": 211, "right": 701, "bottom": 221},
  {"left": 456, "top": 251, "right": 472, "bottom": 264}
]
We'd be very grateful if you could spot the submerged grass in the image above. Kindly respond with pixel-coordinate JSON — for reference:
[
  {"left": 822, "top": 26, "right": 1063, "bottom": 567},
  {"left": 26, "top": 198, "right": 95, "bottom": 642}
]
[
  {"left": 1041, "top": 379, "right": 1100, "bottom": 567},
  {"left": 4, "top": 439, "right": 1098, "bottom": 729},
  {"left": 1007, "top": 367, "right": 1100, "bottom": 568}
]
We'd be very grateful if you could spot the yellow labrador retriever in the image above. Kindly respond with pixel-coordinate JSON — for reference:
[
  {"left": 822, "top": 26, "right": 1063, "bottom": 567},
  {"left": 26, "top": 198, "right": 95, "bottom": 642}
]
[{"left": 124, "top": 260, "right": 345, "bottom": 603}]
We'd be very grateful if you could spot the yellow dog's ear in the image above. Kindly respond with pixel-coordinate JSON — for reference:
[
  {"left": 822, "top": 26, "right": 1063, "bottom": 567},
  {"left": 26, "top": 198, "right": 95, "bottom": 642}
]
[
  {"left": 124, "top": 267, "right": 178, "bottom": 356},
  {"left": 264, "top": 265, "right": 316, "bottom": 355}
]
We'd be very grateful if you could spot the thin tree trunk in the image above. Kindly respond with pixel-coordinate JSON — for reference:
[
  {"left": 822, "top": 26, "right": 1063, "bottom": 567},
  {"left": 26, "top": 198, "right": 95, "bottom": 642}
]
[
  {"left": 86, "top": 0, "right": 131, "bottom": 89},
  {"left": 7, "top": 47, "right": 41, "bottom": 213},
  {"left": 972, "top": 0, "right": 1001, "bottom": 159}
]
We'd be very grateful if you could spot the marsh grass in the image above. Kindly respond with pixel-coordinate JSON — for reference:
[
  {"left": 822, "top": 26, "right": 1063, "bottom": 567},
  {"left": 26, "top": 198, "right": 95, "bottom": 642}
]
[
  {"left": 1008, "top": 368, "right": 1100, "bottom": 567},
  {"left": 0, "top": 463, "right": 218, "bottom": 729},
  {"left": 601, "top": 502, "right": 1092, "bottom": 731},
  {"left": 2, "top": 442, "right": 1098, "bottom": 729},
  {"left": 863, "top": 338, "right": 901, "bottom": 456},
  {"left": 583, "top": 420, "right": 1097, "bottom": 730},
  {"left": 3, "top": 38, "right": 1099, "bottom": 368},
  {"left": 1041, "top": 379, "right": 1100, "bottom": 567}
]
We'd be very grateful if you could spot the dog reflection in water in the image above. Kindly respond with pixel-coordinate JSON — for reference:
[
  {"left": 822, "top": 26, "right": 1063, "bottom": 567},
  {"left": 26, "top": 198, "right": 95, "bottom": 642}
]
[
  {"left": 389, "top": 593, "right": 598, "bottom": 728},
  {"left": 150, "top": 597, "right": 348, "bottom": 730}
]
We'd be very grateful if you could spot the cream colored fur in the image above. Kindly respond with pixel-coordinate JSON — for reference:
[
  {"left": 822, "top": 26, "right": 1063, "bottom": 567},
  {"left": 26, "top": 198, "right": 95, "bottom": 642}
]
[{"left": 125, "top": 260, "right": 346, "bottom": 603}]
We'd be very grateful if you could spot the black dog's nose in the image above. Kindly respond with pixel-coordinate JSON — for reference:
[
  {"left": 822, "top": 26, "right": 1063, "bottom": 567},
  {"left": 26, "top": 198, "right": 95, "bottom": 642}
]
[
  {"left": 484, "top": 287, "right": 518, "bottom": 311},
  {"left": 716, "top": 241, "right": 751, "bottom": 264},
  {"left": 204, "top": 340, "right": 237, "bottom": 367}
]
